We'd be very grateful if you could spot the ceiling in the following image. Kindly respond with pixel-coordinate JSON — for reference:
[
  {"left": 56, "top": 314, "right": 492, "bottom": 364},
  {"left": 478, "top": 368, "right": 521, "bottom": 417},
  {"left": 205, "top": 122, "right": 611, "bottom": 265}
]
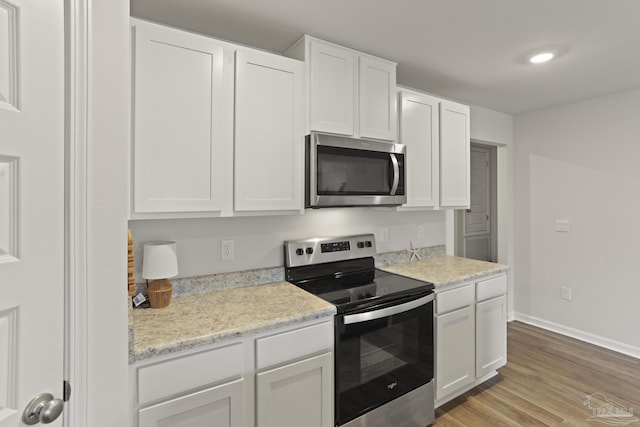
[{"left": 130, "top": 0, "right": 640, "bottom": 114}]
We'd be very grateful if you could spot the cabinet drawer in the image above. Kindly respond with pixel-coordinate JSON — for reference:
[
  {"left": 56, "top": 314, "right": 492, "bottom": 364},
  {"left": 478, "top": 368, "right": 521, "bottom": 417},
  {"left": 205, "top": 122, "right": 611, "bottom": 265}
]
[
  {"left": 476, "top": 274, "right": 507, "bottom": 302},
  {"left": 436, "top": 284, "right": 474, "bottom": 315},
  {"left": 137, "top": 342, "right": 243, "bottom": 405},
  {"left": 256, "top": 321, "right": 333, "bottom": 370}
]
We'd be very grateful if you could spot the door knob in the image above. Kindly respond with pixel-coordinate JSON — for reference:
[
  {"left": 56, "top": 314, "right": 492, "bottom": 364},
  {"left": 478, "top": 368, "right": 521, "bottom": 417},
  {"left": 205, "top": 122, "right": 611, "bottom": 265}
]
[{"left": 22, "top": 393, "right": 64, "bottom": 425}]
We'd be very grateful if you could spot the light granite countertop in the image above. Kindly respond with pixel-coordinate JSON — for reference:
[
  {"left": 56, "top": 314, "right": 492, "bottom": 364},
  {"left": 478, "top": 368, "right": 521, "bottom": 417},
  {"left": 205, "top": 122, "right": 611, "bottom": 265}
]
[
  {"left": 130, "top": 254, "right": 508, "bottom": 364},
  {"left": 131, "top": 281, "right": 335, "bottom": 363},
  {"left": 378, "top": 255, "right": 508, "bottom": 292}
]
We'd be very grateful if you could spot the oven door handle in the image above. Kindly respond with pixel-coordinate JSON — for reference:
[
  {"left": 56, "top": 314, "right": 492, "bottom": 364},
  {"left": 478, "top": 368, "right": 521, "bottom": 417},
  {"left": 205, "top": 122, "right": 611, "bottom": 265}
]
[{"left": 343, "top": 293, "right": 434, "bottom": 325}]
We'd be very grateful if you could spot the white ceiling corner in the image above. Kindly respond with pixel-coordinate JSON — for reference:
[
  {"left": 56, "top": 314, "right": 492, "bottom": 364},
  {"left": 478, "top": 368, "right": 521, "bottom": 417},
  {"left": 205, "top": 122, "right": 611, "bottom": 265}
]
[{"left": 130, "top": 0, "right": 640, "bottom": 114}]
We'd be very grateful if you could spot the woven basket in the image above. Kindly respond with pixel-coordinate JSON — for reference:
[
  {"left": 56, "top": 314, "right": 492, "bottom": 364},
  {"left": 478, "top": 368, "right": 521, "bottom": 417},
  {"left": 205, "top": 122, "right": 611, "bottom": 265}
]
[{"left": 148, "top": 279, "right": 173, "bottom": 308}]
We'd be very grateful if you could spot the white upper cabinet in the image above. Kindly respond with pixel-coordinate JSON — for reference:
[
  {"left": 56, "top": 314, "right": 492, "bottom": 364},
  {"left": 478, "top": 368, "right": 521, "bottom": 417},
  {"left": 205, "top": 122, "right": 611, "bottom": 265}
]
[
  {"left": 287, "top": 36, "right": 397, "bottom": 141},
  {"left": 440, "top": 100, "right": 471, "bottom": 208},
  {"left": 132, "top": 19, "right": 228, "bottom": 216},
  {"left": 234, "top": 50, "right": 304, "bottom": 212},
  {"left": 398, "top": 91, "right": 440, "bottom": 209},
  {"left": 131, "top": 19, "right": 305, "bottom": 218},
  {"left": 398, "top": 89, "right": 470, "bottom": 210},
  {"left": 359, "top": 56, "right": 397, "bottom": 141},
  {"left": 308, "top": 41, "right": 355, "bottom": 136}
]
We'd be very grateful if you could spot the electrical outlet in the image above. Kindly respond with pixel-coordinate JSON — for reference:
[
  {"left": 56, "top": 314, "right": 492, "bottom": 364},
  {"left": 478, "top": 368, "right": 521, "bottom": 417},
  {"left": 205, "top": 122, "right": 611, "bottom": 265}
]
[
  {"left": 417, "top": 225, "right": 425, "bottom": 239},
  {"left": 379, "top": 228, "right": 389, "bottom": 243},
  {"left": 221, "top": 239, "right": 235, "bottom": 261},
  {"left": 561, "top": 286, "right": 572, "bottom": 301}
]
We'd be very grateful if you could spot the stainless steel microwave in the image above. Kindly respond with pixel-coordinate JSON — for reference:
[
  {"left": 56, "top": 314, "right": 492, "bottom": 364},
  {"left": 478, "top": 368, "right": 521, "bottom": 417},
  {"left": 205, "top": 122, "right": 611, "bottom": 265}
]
[{"left": 305, "top": 133, "right": 406, "bottom": 208}]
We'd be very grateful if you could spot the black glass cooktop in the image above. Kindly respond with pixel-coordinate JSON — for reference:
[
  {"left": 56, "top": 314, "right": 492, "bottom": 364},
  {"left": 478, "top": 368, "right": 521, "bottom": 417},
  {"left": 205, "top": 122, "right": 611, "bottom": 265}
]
[{"left": 286, "top": 258, "right": 434, "bottom": 314}]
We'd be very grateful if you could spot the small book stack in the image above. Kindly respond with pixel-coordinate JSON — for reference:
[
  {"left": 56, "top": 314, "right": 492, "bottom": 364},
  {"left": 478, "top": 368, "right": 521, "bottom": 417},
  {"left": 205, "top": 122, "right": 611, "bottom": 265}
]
[{"left": 128, "top": 230, "right": 136, "bottom": 297}]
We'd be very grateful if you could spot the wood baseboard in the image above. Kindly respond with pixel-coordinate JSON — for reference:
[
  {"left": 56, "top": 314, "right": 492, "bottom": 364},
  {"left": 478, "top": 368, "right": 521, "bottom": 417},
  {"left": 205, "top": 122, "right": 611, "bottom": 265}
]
[{"left": 514, "top": 312, "right": 640, "bottom": 359}]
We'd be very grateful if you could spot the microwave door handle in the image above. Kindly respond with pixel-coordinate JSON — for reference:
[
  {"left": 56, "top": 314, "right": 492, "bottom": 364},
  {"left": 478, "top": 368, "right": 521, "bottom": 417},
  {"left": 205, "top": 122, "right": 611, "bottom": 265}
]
[
  {"left": 343, "top": 294, "right": 434, "bottom": 325},
  {"left": 390, "top": 154, "right": 400, "bottom": 195}
]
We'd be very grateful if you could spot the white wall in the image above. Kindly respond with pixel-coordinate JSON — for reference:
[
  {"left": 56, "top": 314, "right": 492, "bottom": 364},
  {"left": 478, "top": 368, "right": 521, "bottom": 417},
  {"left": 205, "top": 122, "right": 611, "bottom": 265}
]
[
  {"left": 470, "top": 104, "right": 513, "bottom": 147},
  {"left": 130, "top": 209, "right": 446, "bottom": 278},
  {"left": 513, "top": 88, "right": 640, "bottom": 356},
  {"left": 468, "top": 104, "right": 514, "bottom": 319}
]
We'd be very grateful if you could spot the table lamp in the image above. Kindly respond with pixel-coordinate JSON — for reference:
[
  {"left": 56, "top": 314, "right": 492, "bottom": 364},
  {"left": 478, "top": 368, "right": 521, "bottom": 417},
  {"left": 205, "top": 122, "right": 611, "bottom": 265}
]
[{"left": 142, "top": 241, "right": 178, "bottom": 308}]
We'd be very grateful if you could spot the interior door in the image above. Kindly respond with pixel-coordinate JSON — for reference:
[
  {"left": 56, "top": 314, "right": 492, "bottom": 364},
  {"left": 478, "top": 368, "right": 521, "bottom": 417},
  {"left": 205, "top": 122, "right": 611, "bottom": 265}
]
[
  {"left": 463, "top": 146, "right": 491, "bottom": 261},
  {"left": 0, "top": 1, "right": 65, "bottom": 425}
]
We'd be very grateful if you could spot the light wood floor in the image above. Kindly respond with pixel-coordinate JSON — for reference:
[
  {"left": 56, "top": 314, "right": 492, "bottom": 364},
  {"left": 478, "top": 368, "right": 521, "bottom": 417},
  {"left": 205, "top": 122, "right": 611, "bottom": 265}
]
[{"left": 433, "top": 321, "right": 640, "bottom": 426}]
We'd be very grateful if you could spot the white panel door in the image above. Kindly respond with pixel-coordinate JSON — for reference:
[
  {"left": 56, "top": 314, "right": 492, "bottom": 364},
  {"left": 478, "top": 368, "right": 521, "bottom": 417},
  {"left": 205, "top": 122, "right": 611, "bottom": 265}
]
[
  {"left": 463, "top": 146, "right": 491, "bottom": 261},
  {"left": 440, "top": 100, "right": 470, "bottom": 208},
  {"left": 132, "top": 20, "right": 226, "bottom": 214},
  {"left": 256, "top": 353, "right": 332, "bottom": 427},
  {"left": 476, "top": 295, "right": 507, "bottom": 378},
  {"left": 435, "top": 305, "right": 475, "bottom": 401},
  {"left": 308, "top": 40, "right": 355, "bottom": 136},
  {"left": 465, "top": 147, "right": 490, "bottom": 235},
  {"left": 234, "top": 49, "right": 304, "bottom": 212},
  {"left": 139, "top": 379, "right": 244, "bottom": 427},
  {"left": 358, "top": 56, "right": 397, "bottom": 141},
  {"left": 398, "top": 91, "right": 440, "bottom": 208},
  {"left": 0, "top": 0, "right": 65, "bottom": 425}
]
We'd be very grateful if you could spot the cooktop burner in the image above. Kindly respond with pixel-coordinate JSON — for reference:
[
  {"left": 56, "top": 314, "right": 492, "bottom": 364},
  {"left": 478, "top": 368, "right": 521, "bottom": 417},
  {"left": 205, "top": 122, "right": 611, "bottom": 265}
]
[{"left": 284, "top": 234, "right": 433, "bottom": 313}]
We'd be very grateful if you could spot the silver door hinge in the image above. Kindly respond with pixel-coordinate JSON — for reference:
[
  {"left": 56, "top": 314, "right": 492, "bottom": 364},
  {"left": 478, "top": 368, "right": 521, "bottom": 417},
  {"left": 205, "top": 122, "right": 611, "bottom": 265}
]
[{"left": 63, "top": 380, "right": 72, "bottom": 402}]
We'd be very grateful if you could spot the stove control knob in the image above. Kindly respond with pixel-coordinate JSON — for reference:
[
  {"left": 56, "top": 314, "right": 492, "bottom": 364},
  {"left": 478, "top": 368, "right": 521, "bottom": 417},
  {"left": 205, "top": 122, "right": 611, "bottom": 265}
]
[
  {"left": 296, "top": 248, "right": 304, "bottom": 256},
  {"left": 306, "top": 247, "right": 314, "bottom": 255},
  {"left": 357, "top": 242, "right": 365, "bottom": 249}
]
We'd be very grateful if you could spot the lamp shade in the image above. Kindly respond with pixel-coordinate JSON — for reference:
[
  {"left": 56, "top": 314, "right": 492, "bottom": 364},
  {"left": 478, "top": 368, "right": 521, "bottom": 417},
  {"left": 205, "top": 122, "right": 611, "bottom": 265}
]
[{"left": 142, "top": 241, "right": 178, "bottom": 280}]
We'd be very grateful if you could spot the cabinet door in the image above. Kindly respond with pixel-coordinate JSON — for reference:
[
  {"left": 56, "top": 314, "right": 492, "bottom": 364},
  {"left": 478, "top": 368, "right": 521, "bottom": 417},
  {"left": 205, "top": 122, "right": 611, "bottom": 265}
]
[
  {"left": 476, "top": 295, "right": 507, "bottom": 377},
  {"left": 398, "top": 91, "right": 440, "bottom": 208},
  {"left": 359, "top": 56, "right": 397, "bottom": 141},
  {"left": 309, "top": 40, "right": 355, "bottom": 136},
  {"left": 439, "top": 100, "right": 470, "bottom": 208},
  {"left": 139, "top": 379, "right": 243, "bottom": 427},
  {"left": 234, "top": 49, "right": 304, "bottom": 212},
  {"left": 435, "top": 305, "right": 475, "bottom": 401},
  {"left": 132, "top": 21, "right": 227, "bottom": 214},
  {"left": 256, "top": 352, "right": 333, "bottom": 427}
]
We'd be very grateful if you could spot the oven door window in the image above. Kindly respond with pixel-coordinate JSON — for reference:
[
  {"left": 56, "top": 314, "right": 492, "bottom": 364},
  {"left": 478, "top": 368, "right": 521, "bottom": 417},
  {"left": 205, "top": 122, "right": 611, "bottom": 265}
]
[
  {"left": 335, "top": 300, "right": 434, "bottom": 425},
  {"left": 317, "top": 146, "right": 396, "bottom": 195}
]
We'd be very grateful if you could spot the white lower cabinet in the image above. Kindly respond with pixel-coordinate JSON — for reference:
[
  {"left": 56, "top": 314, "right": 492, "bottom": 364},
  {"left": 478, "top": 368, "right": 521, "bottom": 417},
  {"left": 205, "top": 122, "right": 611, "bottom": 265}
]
[
  {"left": 435, "top": 304, "right": 475, "bottom": 400},
  {"left": 139, "top": 379, "right": 244, "bottom": 427},
  {"left": 435, "top": 274, "right": 507, "bottom": 406},
  {"left": 256, "top": 353, "right": 333, "bottom": 427},
  {"left": 132, "top": 319, "right": 334, "bottom": 427},
  {"left": 476, "top": 295, "right": 507, "bottom": 378}
]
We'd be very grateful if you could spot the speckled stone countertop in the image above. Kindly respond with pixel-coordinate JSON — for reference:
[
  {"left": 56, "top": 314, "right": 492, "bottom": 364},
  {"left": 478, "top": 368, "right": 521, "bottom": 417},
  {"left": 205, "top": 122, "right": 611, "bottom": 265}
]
[
  {"left": 132, "top": 282, "right": 335, "bottom": 363},
  {"left": 378, "top": 256, "right": 508, "bottom": 292}
]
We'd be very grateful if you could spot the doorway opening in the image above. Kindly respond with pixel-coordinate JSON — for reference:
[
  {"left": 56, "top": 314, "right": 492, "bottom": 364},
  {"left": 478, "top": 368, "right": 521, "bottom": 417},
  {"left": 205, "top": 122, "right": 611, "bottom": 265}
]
[{"left": 455, "top": 142, "right": 498, "bottom": 262}]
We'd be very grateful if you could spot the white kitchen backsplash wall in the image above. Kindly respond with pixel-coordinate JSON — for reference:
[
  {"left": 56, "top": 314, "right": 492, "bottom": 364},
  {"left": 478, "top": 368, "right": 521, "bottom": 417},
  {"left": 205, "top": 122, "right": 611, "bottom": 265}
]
[
  {"left": 129, "top": 209, "right": 446, "bottom": 279},
  {"left": 513, "top": 88, "right": 640, "bottom": 355}
]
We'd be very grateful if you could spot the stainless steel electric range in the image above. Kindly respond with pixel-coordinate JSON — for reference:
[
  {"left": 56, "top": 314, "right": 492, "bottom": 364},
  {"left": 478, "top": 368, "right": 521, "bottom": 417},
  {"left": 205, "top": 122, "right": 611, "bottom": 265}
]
[{"left": 284, "top": 234, "right": 435, "bottom": 427}]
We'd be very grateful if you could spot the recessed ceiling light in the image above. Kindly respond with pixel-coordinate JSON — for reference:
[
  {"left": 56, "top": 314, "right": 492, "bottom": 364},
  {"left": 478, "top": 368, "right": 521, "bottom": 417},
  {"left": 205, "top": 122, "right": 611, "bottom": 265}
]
[{"left": 529, "top": 52, "right": 554, "bottom": 64}]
